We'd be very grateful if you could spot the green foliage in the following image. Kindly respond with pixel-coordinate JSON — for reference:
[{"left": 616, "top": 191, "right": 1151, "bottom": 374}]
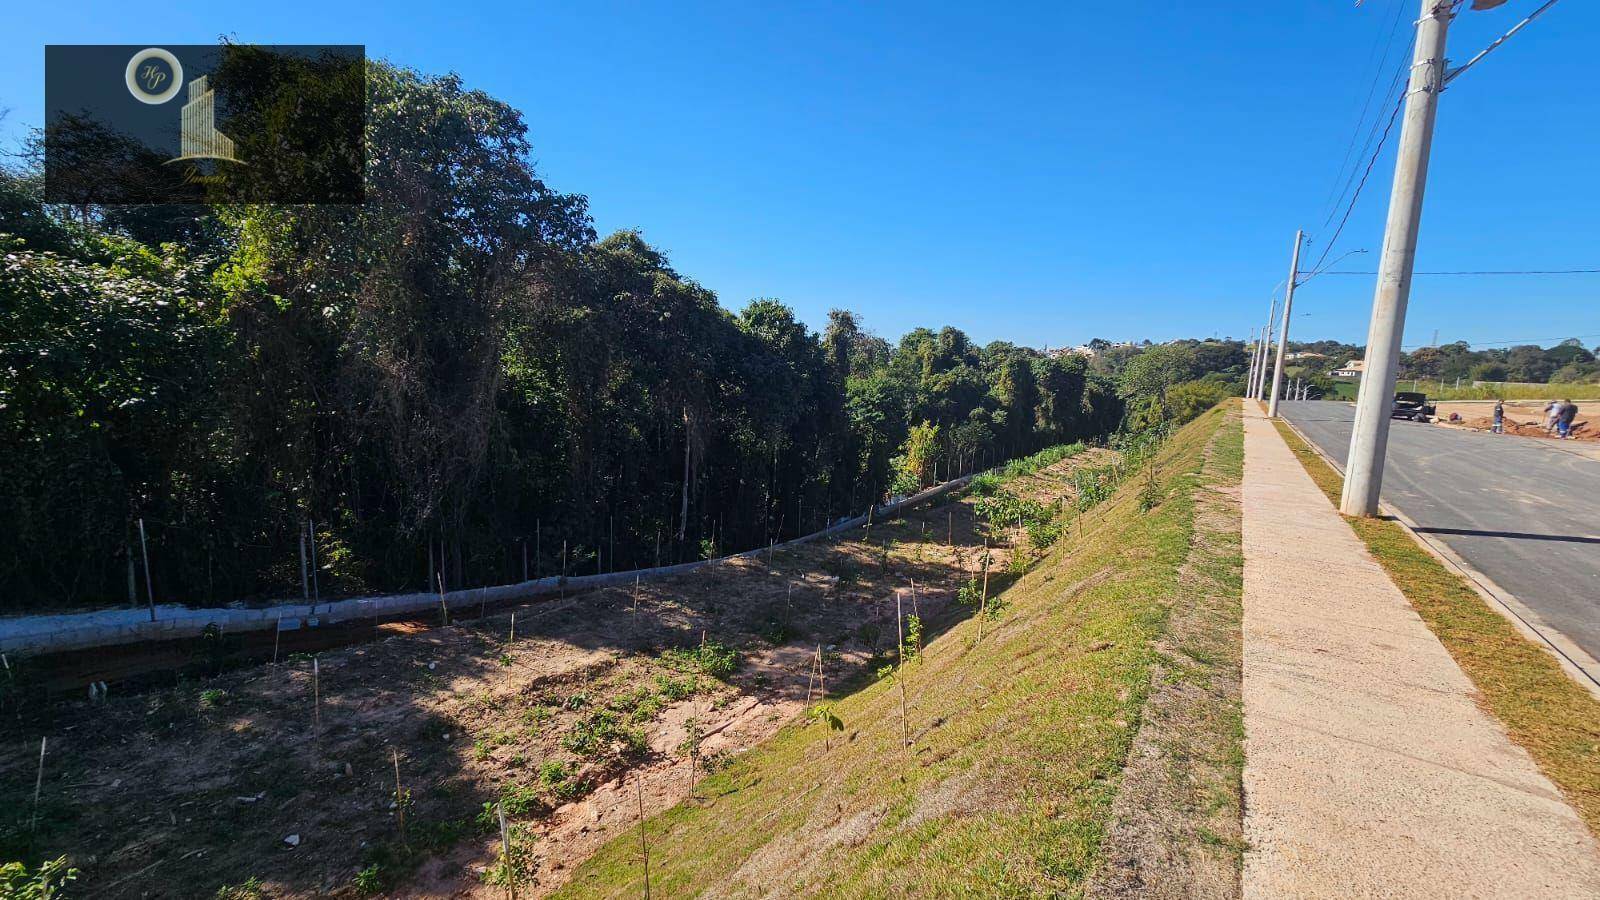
[
  {"left": 808, "top": 702, "right": 845, "bottom": 732},
  {"left": 197, "top": 688, "right": 229, "bottom": 709},
  {"left": 353, "top": 866, "right": 384, "bottom": 896},
  {"left": 213, "top": 877, "right": 264, "bottom": 899},
  {"left": 660, "top": 642, "right": 739, "bottom": 678},
  {"left": 562, "top": 709, "right": 646, "bottom": 760},
  {"left": 1162, "top": 380, "right": 1234, "bottom": 426},
  {"left": 0, "top": 57, "right": 1124, "bottom": 615},
  {"left": 0, "top": 857, "right": 78, "bottom": 899},
  {"left": 654, "top": 673, "right": 700, "bottom": 701},
  {"left": 956, "top": 577, "right": 982, "bottom": 607}
]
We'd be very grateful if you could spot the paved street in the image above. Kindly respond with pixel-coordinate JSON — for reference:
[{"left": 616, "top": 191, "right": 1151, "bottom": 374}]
[{"left": 1278, "top": 401, "right": 1600, "bottom": 676}]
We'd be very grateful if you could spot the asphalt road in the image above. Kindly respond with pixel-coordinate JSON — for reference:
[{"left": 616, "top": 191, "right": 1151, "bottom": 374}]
[{"left": 1278, "top": 401, "right": 1600, "bottom": 668}]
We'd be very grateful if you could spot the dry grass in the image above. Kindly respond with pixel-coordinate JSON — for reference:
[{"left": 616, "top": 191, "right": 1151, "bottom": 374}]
[
  {"left": 554, "top": 406, "right": 1239, "bottom": 898},
  {"left": 1272, "top": 418, "right": 1600, "bottom": 838}
]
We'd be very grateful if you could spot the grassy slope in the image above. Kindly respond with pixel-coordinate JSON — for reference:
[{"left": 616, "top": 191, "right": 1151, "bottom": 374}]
[
  {"left": 1273, "top": 419, "right": 1600, "bottom": 837},
  {"left": 556, "top": 406, "right": 1234, "bottom": 898}
]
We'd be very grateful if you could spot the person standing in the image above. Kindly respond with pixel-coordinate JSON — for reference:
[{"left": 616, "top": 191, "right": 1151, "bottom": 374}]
[
  {"left": 1557, "top": 400, "right": 1578, "bottom": 439},
  {"left": 1492, "top": 399, "right": 1505, "bottom": 434},
  {"left": 1545, "top": 400, "right": 1562, "bottom": 434}
]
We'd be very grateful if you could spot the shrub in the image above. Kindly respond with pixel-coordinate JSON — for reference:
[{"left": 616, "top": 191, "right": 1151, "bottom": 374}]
[
  {"left": 660, "top": 641, "right": 738, "bottom": 678},
  {"left": 1, "top": 857, "right": 79, "bottom": 899},
  {"left": 563, "top": 710, "right": 646, "bottom": 760}
]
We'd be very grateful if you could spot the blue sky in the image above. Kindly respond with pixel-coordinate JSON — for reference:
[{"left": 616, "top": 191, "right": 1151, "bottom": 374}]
[{"left": 3, "top": 1, "right": 1596, "bottom": 350}]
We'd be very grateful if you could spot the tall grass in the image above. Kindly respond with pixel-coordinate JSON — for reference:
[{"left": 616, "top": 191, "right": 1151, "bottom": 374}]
[{"left": 1395, "top": 381, "right": 1600, "bottom": 401}]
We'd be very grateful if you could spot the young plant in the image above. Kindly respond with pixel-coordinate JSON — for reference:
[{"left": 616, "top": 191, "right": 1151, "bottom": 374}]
[{"left": 679, "top": 717, "right": 704, "bottom": 799}]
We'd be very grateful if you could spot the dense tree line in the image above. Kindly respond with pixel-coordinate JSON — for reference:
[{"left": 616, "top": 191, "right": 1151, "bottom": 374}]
[{"left": 0, "top": 63, "right": 1123, "bottom": 612}]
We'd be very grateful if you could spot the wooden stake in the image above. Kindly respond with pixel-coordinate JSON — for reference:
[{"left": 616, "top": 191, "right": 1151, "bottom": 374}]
[
  {"left": 896, "top": 590, "right": 909, "bottom": 752},
  {"left": 636, "top": 779, "right": 651, "bottom": 900},
  {"left": 308, "top": 519, "right": 320, "bottom": 609},
  {"left": 31, "top": 736, "right": 46, "bottom": 834},
  {"left": 138, "top": 517, "right": 155, "bottom": 622},
  {"left": 910, "top": 579, "right": 922, "bottom": 657},
  {"left": 948, "top": 509, "right": 953, "bottom": 548},
  {"left": 272, "top": 617, "right": 282, "bottom": 665},
  {"left": 438, "top": 572, "right": 449, "bottom": 625},
  {"left": 393, "top": 748, "right": 408, "bottom": 847},
  {"left": 977, "top": 540, "right": 990, "bottom": 643},
  {"left": 312, "top": 656, "right": 321, "bottom": 733},
  {"left": 509, "top": 612, "right": 516, "bottom": 644},
  {"left": 498, "top": 801, "right": 515, "bottom": 900}
]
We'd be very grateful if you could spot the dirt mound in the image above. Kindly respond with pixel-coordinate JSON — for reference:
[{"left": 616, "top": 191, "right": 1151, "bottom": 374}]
[{"left": 1453, "top": 416, "right": 1594, "bottom": 442}]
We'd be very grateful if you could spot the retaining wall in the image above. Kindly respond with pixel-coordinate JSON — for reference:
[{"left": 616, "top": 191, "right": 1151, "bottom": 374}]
[{"left": 0, "top": 474, "right": 974, "bottom": 657}]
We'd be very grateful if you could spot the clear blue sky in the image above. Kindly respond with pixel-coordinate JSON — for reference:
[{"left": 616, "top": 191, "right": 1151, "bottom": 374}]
[{"left": 3, "top": 1, "right": 1596, "bottom": 350}]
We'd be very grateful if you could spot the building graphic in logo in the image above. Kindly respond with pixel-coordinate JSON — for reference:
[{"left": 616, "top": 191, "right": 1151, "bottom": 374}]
[{"left": 168, "top": 75, "right": 242, "bottom": 164}]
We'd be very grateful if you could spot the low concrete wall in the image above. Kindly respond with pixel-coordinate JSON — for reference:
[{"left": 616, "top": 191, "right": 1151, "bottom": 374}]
[{"left": 0, "top": 474, "right": 973, "bottom": 657}]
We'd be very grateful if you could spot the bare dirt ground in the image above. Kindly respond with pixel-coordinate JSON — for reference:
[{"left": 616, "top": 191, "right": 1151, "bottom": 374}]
[
  {"left": 0, "top": 452, "right": 1108, "bottom": 899},
  {"left": 1433, "top": 400, "right": 1594, "bottom": 442}
]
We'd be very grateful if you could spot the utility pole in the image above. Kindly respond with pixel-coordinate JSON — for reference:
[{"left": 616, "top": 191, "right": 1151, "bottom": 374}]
[
  {"left": 1342, "top": 0, "right": 1451, "bottom": 517},
  {"left": 1253, "top": 304, "right": 1275, "bottom": 400},
  {"left": 1246, "top": 332, "right": 1259, "bottom": 398},
  {"left": 1258, "top": 302, "right": 1276, "bottom": 399},
  {"left": 1268, "top": 230, "right": 1305, "bottom": 418}
]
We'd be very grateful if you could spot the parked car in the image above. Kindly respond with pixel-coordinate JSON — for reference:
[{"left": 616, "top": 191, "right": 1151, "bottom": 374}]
[{"left": 1391, "top": 391, "right": 1436, "bottom": 422}]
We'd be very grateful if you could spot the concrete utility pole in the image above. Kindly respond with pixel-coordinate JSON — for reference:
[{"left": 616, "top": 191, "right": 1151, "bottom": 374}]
[
  {"left": 1268, "top": 230, "right": 1305, "bottom": 418},
  {"left": 1247, "top": 332, "right": 1261, "bottom": 398},
  {"left": 1341, "top": 0, "right": 1451, "bottom": 517},
  {"left": 1249, "top": 327, "right": 1262, "bottom": 398},
  {"left": 1260, "top": 302, "right": 1277, "bottom": 398},
  {"left": 1254, "top": 304, "right": 1275, "bottom": 400},
  {"left": 1246, "top": 335, "right": 1259, "bottom": 398}
]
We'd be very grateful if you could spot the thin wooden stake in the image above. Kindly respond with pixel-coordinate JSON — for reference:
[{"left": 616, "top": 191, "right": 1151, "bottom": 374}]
[
  {"left": 498, "top": 801, "right": 514, "bottom": 900},
  {"left": 272, "top": 617, "right": 282, "bottom": 665},
  {"left": 393, "top": 748, "right": 408, "bottom": 847},
  {"left": 509, "top": 612, "right": 516, "bottom": 644},
  {"left": 910, "top": 579, "right": 922, "bottom": 657},
  {"left": 312, "top": 657, "right": 321, "bottom": 733},
  {"left": 138, "top": 518, "right": 155, "bottom": 622},
  {"left": 636, "top": 779, "right": 651, "bottom": 900},
  {"left": 31, "top": 736, "right": 46, "bottom": 833},
  {"left": 308, "top": 519, "right": 320, "bottom": 609},
  {"left": 896, "top": 590, "right": 909, "bottom": 752},
  {"left": 977, "top": 539, "right": 990, "bottom": 644},
  {"left": 438, "top": 572, "right": 450, "bottom": 625}
]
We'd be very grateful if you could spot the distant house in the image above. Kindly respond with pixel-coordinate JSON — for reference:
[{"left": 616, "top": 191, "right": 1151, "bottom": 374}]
[{"left": 1332, "top": 359, "right": 1365, "bottom": 378}]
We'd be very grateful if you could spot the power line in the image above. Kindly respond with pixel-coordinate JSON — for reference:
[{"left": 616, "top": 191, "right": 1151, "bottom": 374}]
[
  {"left": 1320, "top": 267, "right": 1600, "bottom": 276},
  {"left": 1305, "top": 89, "right": 1406, "bottom": 277},
  {"left": 1320, "top": 0, "right": 1412, "bottom": 225},
  {"left": 1445, "top": 0, "right": 1563, "bottom": 86},
  {"left": 1401, "top": 331, "right": 1600, "bottom": 350}
]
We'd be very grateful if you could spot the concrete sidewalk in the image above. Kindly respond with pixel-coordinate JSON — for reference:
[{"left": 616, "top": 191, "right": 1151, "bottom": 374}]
[{"left": 1241, "top": 405, "right": 1600, "bottom": 898}]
